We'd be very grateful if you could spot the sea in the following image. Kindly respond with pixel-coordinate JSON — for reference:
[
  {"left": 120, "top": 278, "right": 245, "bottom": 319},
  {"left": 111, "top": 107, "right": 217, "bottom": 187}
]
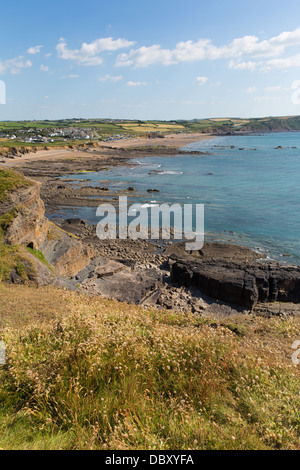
[{"left": 48, "top": 132, "right": 300, "bottom": 266}]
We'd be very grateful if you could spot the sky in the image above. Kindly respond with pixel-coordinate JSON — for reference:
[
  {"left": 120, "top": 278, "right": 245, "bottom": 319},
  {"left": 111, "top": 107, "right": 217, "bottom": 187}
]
[{"left": 2, "top": 0, "right": 300, "bottom": 120}]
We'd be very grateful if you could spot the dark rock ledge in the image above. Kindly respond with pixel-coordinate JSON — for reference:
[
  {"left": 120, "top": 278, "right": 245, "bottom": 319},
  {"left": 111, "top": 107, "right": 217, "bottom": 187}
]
[{"left": 170, "top": 258, "right": 300, "bottom": 309}]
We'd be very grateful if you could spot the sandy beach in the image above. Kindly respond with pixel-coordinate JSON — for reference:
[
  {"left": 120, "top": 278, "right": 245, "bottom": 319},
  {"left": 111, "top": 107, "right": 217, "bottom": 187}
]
[
  {"left": 1, "top": 132, "right": 212, "bottom": 167},
  {"left": 100, "top": 132, "right": 213, "bottom": 149}
]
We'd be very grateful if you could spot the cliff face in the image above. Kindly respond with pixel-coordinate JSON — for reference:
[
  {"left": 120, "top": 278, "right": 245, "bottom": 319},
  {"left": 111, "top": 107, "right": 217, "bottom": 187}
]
[
  {"left": 39, "top": 223, "right": 95, "bottom": 277},
  {"left": 2, "top": 181, "right": 50, "bottom": 248},
  {"left": 0, "top": 174, "right": 95, "bottom": 279}
]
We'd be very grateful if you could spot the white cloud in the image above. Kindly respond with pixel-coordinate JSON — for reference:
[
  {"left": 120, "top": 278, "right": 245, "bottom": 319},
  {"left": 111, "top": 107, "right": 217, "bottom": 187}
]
[
  {"left": 116, "top": 45, "right": 174, "bottom": 67},
  {"left": 265, "top": 86, "right": 281, "bottom": 92},
  {"left": 180, "top": 100, "right": 204, "bottom": 105},
  {"left": 292, "top": 80, "right": 300, "bottom": 89},
  {"left": 27, "top": 45, "right": 43, "bottom": 55},
  {"left": 245, "top": 86, "right": 257, "bottom": 93},
  {"left": 40, "top": 64, "right": 49, "bottom": 72},
  {"left": 229, "top": 60, "right": 257, "bottom": 71},
  {"left": 115, "top": 27, "right": 300, "bottom": 69},
  {"left": 269, "top": 28, "right": 300, "bottom": 48},
  {"left": 61, "top": 74, "right": 79, "bottom": 79},
  {"left": 126, "top": 81, "right": 147, "bottom": 87},
  {"left": 99, "top": 99, "right": 117, "bottom": 103},
  {"left": 254, "top": 95, "right": 280, "bottom": 102},
  {"left": 0, "top": 56, "right": 32, "bottom": 74},
  {"left": 121, "top": 102, "right": 147, "bottom": 108},
  {"left": 99, "top": 74, "right": 123, "bottom": 82},
  {"left": 57, "top": 37, "right": 135, "bottom": 66},
  {"left": 196, "top": 76, "right": 208, "bottom": 85},
  {"left": 264, "top": 53, "right": 300, "bottom": 70}
]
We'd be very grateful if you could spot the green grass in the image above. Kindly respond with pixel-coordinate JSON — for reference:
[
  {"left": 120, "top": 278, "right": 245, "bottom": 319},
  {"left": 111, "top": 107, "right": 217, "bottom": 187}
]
[
  {"left": 0, "top": 286, "right": 299, "bottom": 450},
  {"left": 0, "top": 169, "right": 40, "bottom": 282},
  {"left": 0, "top": 118, "right": 239, "bottom": 142},
  {"left": 0, "top": 208, "right": 19, "bottom": 238},
  {"left": 0, "top": 169, "right": 31, "bottom": 202},
  {"left": 0, "top": 244, "right": 35, "bottom": 282},
  {"left": 15, "top": 263, "right": 29, "bottom": 281},
  {"left": 26, "top": 247, "right": 54, "bottom": 272},
  {"left": 0, "top": 139, "right": 93, "bottom": 149},
  {"left": 2, "top": 117, "right": 300, "bottom": 146}
]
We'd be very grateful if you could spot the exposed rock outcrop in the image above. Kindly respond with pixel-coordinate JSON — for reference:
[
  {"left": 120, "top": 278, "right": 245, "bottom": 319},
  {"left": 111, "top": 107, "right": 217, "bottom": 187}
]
[
  {"left": 170, "top": 258, "right": 300, "bottom": 308},
  {"left": 39, "top": 223, "right": 95, "bottom": 277},
  {"left": 1, "top": 175, "right": 95, "bottom": 280},
  {"left": 2, "top": 180, "right": 49, "bottom": 248}
]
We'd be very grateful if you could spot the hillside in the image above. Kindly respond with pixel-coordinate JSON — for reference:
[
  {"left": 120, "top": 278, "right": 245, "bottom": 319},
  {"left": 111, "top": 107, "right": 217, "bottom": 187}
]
[
  {"left": 0, "top": 283, "right": 299, "bottom": 450},
  {"left": 1, "top": 116, "right": 300, "bottom": 151},
  {"left": 0, "top": 168, "right": 299, "bottom": 451},
  {"left": 233, "top": 116, "right": 300, "bottom": 134}
]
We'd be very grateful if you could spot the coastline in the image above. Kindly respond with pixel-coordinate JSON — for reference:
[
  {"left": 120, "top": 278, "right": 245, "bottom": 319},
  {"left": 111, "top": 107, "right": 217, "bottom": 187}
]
[
  {"left": 2, "top": 130, "right": 299, "bottom": 266},
  {"left": 99, "top": 132, "right": 213, "bottom": 149},
  {"left": 1, "top": 131, "right": 298, "bottom": 268},
  {"left": 1, "top": 132, "right": 300, "bottom": 314},
  {"left": 1, "top": 132, "right": 213, "bottom": 167}
]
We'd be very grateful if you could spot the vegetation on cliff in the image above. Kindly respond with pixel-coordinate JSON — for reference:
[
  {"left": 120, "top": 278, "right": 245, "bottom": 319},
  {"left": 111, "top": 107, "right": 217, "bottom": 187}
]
[
  {"left": 0, "top": 169, "right": 31, "bottom": 203},
  {"left": 0, "top": 284, "right": 299, "bottom": 450},
  {"left": 0, "top": 170, "right": 34, "bottom": 281},
  {"left": 0, "top": 169, "right": 93, "bottom": 282}
]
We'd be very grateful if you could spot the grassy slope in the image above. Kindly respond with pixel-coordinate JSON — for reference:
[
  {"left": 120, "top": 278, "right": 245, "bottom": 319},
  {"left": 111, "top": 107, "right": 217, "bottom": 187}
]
[
  {"left": 0, "top": 169, "right": 31, "bottom": 203},
  {"left": 0, "top": 284, "right": 299, "bottom": 450}
]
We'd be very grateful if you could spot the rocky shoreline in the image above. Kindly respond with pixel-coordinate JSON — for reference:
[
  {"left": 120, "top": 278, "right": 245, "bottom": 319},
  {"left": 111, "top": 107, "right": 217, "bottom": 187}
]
[
  {"left": 1, "top": 143, "right": 300, "bottom": 317},
  {"left": 49, "top": 217, "right": 300, "bottom": 317},
  {"left": 5, "top": 144, "right": 211, "bottom": 214}
]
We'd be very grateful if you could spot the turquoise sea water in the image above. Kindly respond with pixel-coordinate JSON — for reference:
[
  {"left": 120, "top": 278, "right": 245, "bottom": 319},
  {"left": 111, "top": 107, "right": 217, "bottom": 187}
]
[{"left": 49, "top": 132, "right": 300, "bottom": 265}]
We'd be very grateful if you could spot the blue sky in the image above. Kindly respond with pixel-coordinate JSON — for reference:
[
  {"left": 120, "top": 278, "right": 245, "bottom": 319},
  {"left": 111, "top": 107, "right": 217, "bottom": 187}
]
[{"left": 2, "top": 0, "right": 300, "bottom": 120}]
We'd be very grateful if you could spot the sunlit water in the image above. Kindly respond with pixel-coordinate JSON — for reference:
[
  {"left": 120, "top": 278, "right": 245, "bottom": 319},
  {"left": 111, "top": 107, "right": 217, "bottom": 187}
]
[{"left": 48, "top": 132, "right": 300, "bottom": 265}]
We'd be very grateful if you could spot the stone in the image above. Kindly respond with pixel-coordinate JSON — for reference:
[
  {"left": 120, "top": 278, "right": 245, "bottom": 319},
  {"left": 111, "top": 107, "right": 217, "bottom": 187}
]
[
  {"left": 1, "top": 177, "right": 95, "bottom": 279},
  {"left": 95, "top": 260, "right": 129, "bottom": 278},
  {"left": 170, "top": 259, "right": 300, "bottom": 308}
]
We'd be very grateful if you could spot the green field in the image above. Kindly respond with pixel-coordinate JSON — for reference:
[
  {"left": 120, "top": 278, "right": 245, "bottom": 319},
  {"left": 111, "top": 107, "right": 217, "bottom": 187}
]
[
  {"left": 1, "top": 116, "right": 300, "bottom": 149},
  {"left": 0, "top": 139, "right": 92, "bottom": 149},
  {"left": 0, "top": 117, "right": 239, "bottom": 136}
]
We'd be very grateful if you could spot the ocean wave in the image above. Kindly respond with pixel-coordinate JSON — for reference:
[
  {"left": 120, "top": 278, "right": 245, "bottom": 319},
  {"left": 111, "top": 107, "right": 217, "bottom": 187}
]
[
  {"left": 157, "top": 170, "right": 183, "bottom": 175},
  {"left": 141, "top": 203, "right": 159, "bottom": 208},
  {"left": 129, "top": 203, "right": 159, "bottom": 212}
]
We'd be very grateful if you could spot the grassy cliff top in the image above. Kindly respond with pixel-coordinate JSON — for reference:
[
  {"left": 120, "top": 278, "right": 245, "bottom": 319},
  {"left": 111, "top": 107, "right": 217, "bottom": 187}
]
[
  {"left": 0, "top": 284, "right": 299, "bottom": 450},
  {"left": 0, "top": 169, "right": 32, "bottom": 202}
]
